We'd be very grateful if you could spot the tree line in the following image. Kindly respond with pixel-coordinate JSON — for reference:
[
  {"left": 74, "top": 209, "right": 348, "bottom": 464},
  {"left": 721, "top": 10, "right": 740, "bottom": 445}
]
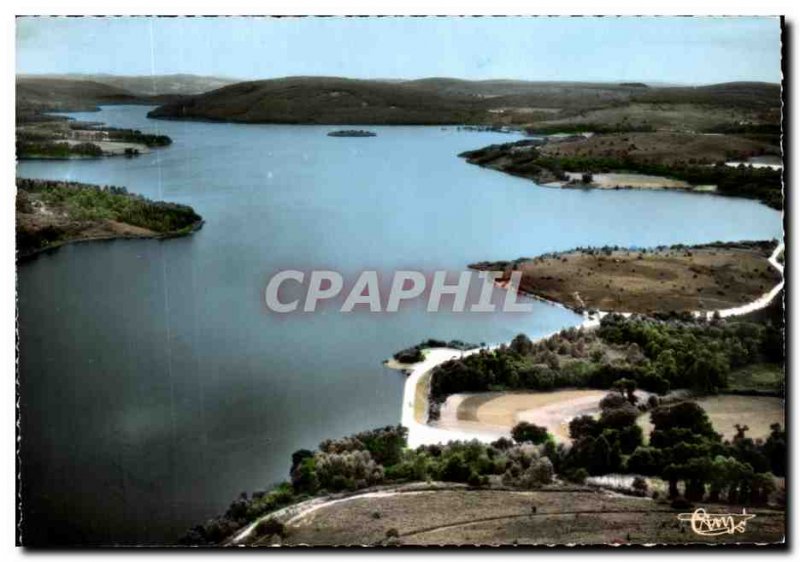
[{"left": 428, "top": 314, "right": 782, "bottom": 418}]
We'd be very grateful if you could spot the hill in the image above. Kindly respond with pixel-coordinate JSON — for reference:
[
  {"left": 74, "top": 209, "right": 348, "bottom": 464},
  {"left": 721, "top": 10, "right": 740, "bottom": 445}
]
[
  {"left": 238, "top": 484, "right": 785, "bottom": 546},
  {"left": 147, "top": 77, "right": 782, "bottom": 127},
  {"left": 20, "top": 73, "right": 237, "bottom": 96},
  {"left": 631, "top": 81, "right": 782, "bottom": 108},
  {"left": 147, "top": 76, "right": 485, "bottom": 124},
  {"left": 16, "top": 77, "right": 145, "bottom": 115}
]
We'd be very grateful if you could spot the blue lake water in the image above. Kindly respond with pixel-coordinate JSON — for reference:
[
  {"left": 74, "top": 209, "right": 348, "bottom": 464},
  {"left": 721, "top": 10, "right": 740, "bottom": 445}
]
[{"left": 16, "top": 106, "right": 783, "bottom": 545}]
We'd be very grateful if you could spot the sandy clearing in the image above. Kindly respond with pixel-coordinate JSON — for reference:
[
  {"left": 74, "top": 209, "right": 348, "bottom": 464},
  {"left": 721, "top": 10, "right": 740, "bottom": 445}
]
[
  {"left": 400, "top": 314, "right": 606, "bottom": 448},
  {"left": 65, "top": 139, "right": 151, "bottom": 155},
  {"left": 436, "top": 389, "right": 650, "bottom": 442},
  {"left": 565, "top": 172, "right": 692, "bottom": 190}
]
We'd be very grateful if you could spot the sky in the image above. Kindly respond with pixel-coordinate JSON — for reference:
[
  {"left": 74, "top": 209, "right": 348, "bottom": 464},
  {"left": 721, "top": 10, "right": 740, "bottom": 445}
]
[{"left": 16, "top": 16, "right": 782, "bottom": 84}]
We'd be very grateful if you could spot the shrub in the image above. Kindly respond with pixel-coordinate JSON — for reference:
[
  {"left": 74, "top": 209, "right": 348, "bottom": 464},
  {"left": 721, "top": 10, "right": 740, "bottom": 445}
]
[
  {"left": 511, "top": 422, "right": 550, "bottom": 444},
  {"left": 254, "top": 518, "right": 285, "bottom": 539}
]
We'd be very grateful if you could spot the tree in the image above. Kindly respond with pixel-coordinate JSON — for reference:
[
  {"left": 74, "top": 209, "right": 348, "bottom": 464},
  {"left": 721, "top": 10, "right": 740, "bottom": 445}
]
[
  {"left": 569, "top": 415, "right": 601, "bottom": 440},
  {"left": 599, "top": 402, "right": 639, "bottom": 430},
  {"left": 510, "top": 333, "right": 534, "bottom": 355},
  {"left": 511, "top": 422, "right": 550, "bottom": 445},
  {"left": 588, "top": 435, "right": 622, "bottom": 475},
  {"left": 612, "top": 378, "right": 638, "bottom": 404},
  {"left": 291, "top": 449, "right": 314, "bottom": 472},
  {"left": 290, "top": 456, "right": 320, "bottom": 494},
  {"left": 650, "top": 402, "right": 718, "bottom": 440},
  {"left": 762, "top": 423, "right": 786, "bottom": 476},
  {"left": 626, "top": 446, "right": 662, "bottom": 476},
  {"left": 599, "top": 392, "right": 627, "bottom": 411},
  {"left": 615, "top": 424, "right": 644, "bottom": 455}
]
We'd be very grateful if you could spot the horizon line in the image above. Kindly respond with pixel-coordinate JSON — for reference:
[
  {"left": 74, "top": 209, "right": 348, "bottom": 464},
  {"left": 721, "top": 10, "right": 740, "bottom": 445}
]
[{"left": 15, "top": 73, "right": 782, "bottom": 88}]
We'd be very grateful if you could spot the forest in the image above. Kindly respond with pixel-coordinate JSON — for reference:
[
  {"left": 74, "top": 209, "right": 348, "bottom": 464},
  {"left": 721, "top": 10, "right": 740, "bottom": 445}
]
[{"left": 428, "top": 314, "right": 783, "bottom": 415}]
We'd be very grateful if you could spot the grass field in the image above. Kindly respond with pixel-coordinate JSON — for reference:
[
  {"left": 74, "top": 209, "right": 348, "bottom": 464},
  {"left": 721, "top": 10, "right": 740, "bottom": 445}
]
[
  {"left": 254, "top": 487, "right": 785, "bottom": 546},
  {"left": 530, "top": 103, "right": 780, "bottom": 136},
  {"left": 728, "top": 363, "right": 784, "bottom": 394},
  {"left": 541, "top": 131, "right": 778, "bottom": 165},
  {"left": 473, "top": 242, "right": 780, "bottom": 314}
]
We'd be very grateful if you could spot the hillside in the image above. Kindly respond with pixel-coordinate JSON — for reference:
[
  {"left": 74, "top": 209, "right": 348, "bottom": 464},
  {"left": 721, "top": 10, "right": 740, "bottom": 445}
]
[
  {"left": 20, "top": 73, "right": 237, "bottom": 96},
  {"left": 147, "top": 76, "right": 486, "bottom": 124},
  {"left": 147, "top": 77, "right": 782, "bottom": 127},
  {"left": 16, "top": 77, "right": 145, "bottom": 116},
  {"left": 240, "top": 484, "right": 785, "bottom": 546}
]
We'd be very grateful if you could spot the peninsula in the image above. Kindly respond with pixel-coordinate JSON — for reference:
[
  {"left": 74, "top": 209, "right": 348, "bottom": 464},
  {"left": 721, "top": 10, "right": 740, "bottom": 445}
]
[
  {"left": 470, "top": 241, "right": 783, "bottom": 315},
  {"left": 16, "top": 178, "right": 203, "bottom": 258}
]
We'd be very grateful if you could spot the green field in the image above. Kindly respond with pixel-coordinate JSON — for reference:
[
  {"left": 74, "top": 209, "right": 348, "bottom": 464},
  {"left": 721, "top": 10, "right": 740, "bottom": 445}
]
[{"left": 728, "top": 363, "right": 784, "bottom": 394}]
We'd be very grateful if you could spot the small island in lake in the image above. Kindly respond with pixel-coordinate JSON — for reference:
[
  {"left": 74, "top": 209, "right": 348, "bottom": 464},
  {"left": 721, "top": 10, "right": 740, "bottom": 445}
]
[
  {"left": 326, "top": 129, "right": 377, "bottom": 137},
  {"left": 16, "top": 178, "right": 203, "bottom": 259}
]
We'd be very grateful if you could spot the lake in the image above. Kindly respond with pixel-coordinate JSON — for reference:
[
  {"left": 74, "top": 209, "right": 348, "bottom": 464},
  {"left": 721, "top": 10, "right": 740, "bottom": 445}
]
[{"left": 16, "top": 106, "right": 782, "bottom": 545}]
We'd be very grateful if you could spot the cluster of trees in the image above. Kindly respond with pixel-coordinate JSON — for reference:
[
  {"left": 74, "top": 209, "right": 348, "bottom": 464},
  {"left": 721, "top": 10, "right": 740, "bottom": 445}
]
[
  {"left": 462, "top": 141, "right": 782, "bottom": 210},
  {"left": 428, "top": 314, "right": 782, "bottom": 415},
  {"left": 598, "top": 314, "right": 783, "bottom": 393},
  {"left": 17, "top": 140, "right": 103, "bottom": 159},
  {"left": 524, "top": 123, "right": 656, "bottom": 135},
  {"left": 103, "top": 127, "right": 172, "bottom": 147},
  {"left": 67, "top": 124, "right": 173, "bottom": 147},
  {"left": 392, "top": 339, "right": 478, "bottom": 364},
  {"left": 548, "top": 383, "right": 647, "bottom": 480},
  {"left": 17, "top": 178, "right": 202, "bottom": 235},
  {"left": 703, "top": 123, "right": 781, "bottom": 145},
  {"left": 625, "top": 403, "right": 784, "bottom": 504},
  {"left": 533, "top": 152, "right": 782, "bottom": 210},
  {"left": 180, "top": 396, "right": 785, "bottom": 544},
  {"left": 181, "top": 424, "right": 556, "bottom": 545},
  {"left": 544, "top": 387, "right": 785, "bottom": 506}
]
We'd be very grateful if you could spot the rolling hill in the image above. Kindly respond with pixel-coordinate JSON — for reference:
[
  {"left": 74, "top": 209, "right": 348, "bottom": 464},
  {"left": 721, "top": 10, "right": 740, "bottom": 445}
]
[
  {"left": 16, "top": 77, "right": 145, "bottom": 115},
  {"left": 146, "top": 76, "right": 486, "bottom": 124},
  {"left": 20, "top": 73, "right": 237, "bottom": 96},
  {"left": 147, "top": 77, "right": 782, "bottom": 127}
]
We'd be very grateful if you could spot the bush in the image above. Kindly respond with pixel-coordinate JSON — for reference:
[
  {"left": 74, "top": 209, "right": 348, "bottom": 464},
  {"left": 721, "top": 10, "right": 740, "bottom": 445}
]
[
  {"left": 632, "top": 476, "right": 648, "bottom": 496},
  {"left": 254, "top": 518, "right": 285, "bottom": 539},
  {"left": 511, "top": 422, "right": 550, "bottom": 445}
]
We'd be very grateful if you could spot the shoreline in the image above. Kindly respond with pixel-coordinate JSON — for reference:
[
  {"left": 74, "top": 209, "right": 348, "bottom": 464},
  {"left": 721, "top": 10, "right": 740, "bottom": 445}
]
[
  {"left": 475, "top": 240, "right": 783, "bottom": 317},
  {"left": 399, "top": 241, "right": 784, "bottom": 447},
  {"left": 17, "top": 219, "right": 205, "bottom": 261}
]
